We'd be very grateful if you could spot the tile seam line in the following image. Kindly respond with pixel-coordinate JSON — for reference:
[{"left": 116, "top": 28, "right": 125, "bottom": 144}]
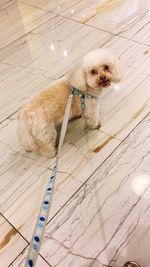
[
  {"left": 8, "top": 245, "right": 52, "bottom": 267},
  {"left": 18, "top": 0, "right": 82, "bottom": 13},
  {"left": 39, "top": 254, "right": 52, "bottom": 267},
  {"left": 1, "top": 212, "right": 52, "bottom": 267},
  {"left": 17, "top": 0, "right": 51, "bottom": 11},
  {"left": 8, "top": 245, "right": 29, "bottom": 267},
  {"left": 85, "top": 24, "right": 150, "bottom": 48},
  {"left": 0, "top": 107, "right": 22, "bottom": 125},
  {"left": 45, "top": 110, "right": 150, "bottom": 226},
  {"left": 0, "top": 212, "right": 29, "bottom": 243},
  {"left": 98, "top": 129, "right": 121, "bottom": 141},
  {"left": 50, "top": 11, "right": 150, "bottom": 48}
]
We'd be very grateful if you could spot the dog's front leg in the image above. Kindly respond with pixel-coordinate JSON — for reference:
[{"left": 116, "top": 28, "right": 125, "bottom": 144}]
[{"left": 83, "top": 98, "right": 101, "bottom": 129}]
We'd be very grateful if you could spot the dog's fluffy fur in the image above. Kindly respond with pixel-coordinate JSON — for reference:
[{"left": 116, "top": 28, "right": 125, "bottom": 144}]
[{"left": 18, "top": 48, "right": 122, "bottom": 157}]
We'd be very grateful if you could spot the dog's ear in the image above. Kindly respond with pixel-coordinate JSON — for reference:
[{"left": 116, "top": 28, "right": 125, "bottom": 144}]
[
  {"left": 67, "top": 65, "right": 87, "bottom": 91},
  {"left": 112, "top": 59, "right": 123, "bottom": 83}
]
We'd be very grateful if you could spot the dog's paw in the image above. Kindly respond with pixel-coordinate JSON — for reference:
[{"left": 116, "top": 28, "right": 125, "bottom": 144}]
[
  {"left": 89, "top": 122, "right": 101, "bottom": 130},
  {"left": 48, "top": 150, "right": 57, "bottom": 158},
  {"left": 96, "top": 122, "right": 101, "bottom": 129}
]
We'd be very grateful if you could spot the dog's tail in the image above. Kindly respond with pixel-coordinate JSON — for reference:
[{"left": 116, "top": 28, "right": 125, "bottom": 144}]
[{"left": 18, "top": 111, "right": 37, "bottom": 152}]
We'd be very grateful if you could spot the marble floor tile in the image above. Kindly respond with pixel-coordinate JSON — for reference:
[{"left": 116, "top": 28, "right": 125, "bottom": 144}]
[
  {"left": 0, "top": 14, "right": 111, "bottom": 79},
  {"left": 0, "top": 214, "right": 27, "bottom": 267},
  {"left": 98, "top": 67, "right": 145, "bottom": 119},
  {"left": 52, "top": 0, "right": 150, "bottom": 46},
  {"left": 1, "top": 32, "right": 150, "bottom": 245},
  {"left": 101, "top": 76, "right": 150, "bottom": 140},
  {"left": 40, "top": 112, "right": 150, "bottom": 267},
  {"left": 1, "top": 1, "right": 150, "bottom": 266},
  {"left": 0, "top": 0, "right": 16, "bottom": 10},
  {"left": 96, "top": 36, "right": 150, "bottom": 140},
  {"left": 0, "top": 1, "right": 54, "bottom": 49},
  {"left": 0, "top": 63, "right": 54, "bottom": 122},
  {"left": 87, "top": 0, "right": 150, "bottom": 46},
  {"left": 0, "top": 14, "right": 111, "bottom": 122},
  {"left": 34, "top": 0, "right": 138, "bottom": 19},
  {"left": 53, "top": 0, "right": 103, "bottom": 19},
  {"left": 0, "top": 111, "right": 120, "bottom": 241},
  {"left": 19, "top": 0, "right": 80, "bottom": 12},
  {"left": 0, "top": 35, "right": 147, "bottom": 124},
  {"left": 103, "top": 36, "right": 150, "bottom": 76},
  {"left": 55, "top": 119, "right": 120, "bottom": 184}
]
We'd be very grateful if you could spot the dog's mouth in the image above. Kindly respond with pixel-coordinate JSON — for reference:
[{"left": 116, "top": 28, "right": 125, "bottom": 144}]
[
  {"left": 99, "top": 80, "right": 111, "bottom": 87},
  {"left": 98, "top": 75, "right": 111, "bottom": 87}
]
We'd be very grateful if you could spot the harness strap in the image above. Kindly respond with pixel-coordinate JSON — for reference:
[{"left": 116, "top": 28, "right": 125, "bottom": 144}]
[{"left": 70, "top": 86, "right": 97, "bottom": 110}]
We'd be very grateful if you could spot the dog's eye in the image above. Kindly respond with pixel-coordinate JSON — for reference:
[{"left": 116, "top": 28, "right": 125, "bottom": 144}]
[
  {"left": 103, "top": 65, "right": 109, "bottom": 71},
  {"left": 91, "top": 69, "right": 97, "bottom": 75}
]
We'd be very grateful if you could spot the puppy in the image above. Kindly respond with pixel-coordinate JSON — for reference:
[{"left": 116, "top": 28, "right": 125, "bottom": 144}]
[{"left": 18, "top": 48, "right": 122, "bottom": 157}]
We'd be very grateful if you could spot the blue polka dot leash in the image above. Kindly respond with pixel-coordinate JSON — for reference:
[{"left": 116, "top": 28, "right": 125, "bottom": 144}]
[
  {"left": 24, "top": 87, "right": 97, "bottom": 267},
  {"left": 24, "top": 95, "right": 74, "bottom": 267}
]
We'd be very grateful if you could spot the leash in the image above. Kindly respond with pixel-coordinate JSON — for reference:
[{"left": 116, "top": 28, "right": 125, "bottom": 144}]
[{"left": 24, "top": 88, "right": 97, "bottom": 267}]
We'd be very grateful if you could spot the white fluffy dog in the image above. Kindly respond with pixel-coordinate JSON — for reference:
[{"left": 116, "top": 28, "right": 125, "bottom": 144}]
[{"left": 18, "top": 49, "right": 122, "bottom": 157}]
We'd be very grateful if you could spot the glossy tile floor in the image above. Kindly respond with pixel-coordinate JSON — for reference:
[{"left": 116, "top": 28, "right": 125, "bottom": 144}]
[{"left": 0, "top": 0, "right": 150, "bottom": 266}]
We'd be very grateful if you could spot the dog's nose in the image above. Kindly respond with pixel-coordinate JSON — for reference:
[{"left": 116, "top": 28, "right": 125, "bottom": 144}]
[{"left": 100, "top": 75, "right": 107, "bottom": 82}]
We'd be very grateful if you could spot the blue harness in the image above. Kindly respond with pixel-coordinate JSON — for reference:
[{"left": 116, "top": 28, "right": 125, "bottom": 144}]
[{"left": 70, "top": 86, "right": 97, "bottom": 109}]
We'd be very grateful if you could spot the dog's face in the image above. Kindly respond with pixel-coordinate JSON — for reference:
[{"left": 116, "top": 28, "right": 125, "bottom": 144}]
[
  {"left": 86, "top": 64, "right": 113, "bottom": 89},
  {"left": 83, "top": 49, "right": 123, "bottom": 92}
]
